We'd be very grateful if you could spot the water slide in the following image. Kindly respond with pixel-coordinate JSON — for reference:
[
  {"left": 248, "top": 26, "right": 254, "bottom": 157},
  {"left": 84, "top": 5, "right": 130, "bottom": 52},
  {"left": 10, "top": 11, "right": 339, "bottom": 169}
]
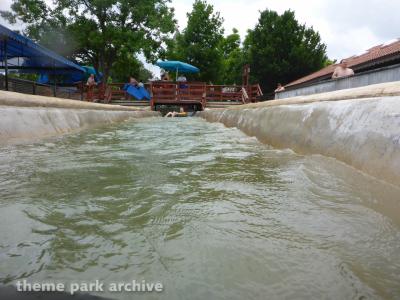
[
  {"left": 126, "top": 85, "right": 151, "bottom": 100},
  {"left": 1, "top": 81, "right": 400, "bottom": 187}
]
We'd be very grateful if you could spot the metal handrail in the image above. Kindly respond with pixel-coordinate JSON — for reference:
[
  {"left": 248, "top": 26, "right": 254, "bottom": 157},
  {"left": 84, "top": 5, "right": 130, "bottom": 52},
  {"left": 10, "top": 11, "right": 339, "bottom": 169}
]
[{"left": 0, "top": 75, "right": 82, "bottom": 99}]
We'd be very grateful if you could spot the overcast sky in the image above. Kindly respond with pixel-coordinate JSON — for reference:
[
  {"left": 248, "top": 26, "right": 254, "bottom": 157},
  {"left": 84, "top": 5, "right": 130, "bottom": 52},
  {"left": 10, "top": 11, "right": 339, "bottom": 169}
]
[
  {"left": 171, "top": 0, "right": 400, "bottom": 60},
  {"left": 1, "top": 0, "right": 399, "bottom": 75}
]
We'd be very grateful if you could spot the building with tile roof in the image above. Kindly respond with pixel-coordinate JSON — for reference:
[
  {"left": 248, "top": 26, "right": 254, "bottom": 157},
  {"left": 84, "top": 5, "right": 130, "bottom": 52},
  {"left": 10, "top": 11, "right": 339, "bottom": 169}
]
[{"left": 285, "top": 39, "right": 400, "bottom": 88}]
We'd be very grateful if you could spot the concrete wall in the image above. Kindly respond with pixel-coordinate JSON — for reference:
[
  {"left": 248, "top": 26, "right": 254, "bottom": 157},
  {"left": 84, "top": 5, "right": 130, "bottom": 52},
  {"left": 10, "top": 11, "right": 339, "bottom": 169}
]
[
  {"left": 201, "top": 82, "right": 400, "bottom": 187},
  {"left": 276, "top": 63, "right": 400, "bottom": 99},
  {"left": 0, "top": 90, "right": 146, "bottom": 111},
  {"left": 0, "top": 90, "right": 159, "bottom": 145}
]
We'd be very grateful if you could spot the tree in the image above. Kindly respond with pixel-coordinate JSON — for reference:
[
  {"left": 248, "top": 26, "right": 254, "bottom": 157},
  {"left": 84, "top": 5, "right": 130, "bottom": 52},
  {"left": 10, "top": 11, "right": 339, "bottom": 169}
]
[
  {"left": 111, "top": 55, "right": 153, "bottom": 82},
  {"left": 1, "top": 0, "right": 176, "bottom": 80},
  {"left": 324, "top": 58, "right": 337, "bottom": 67},
  {"left": 221, "top": 48, "right": 245, "bottom": 85},
  {"left": 220, "top": 28, "right": 241, "bottom": 59},
  {"left": 166, "top": 0, "right": 224, "bottom": 83},
  {"left": 219, "top": 28, "right": 245, "bottom": 84},
  {"left": 244, "top": 9, "right": 328, "bottom": 92}
]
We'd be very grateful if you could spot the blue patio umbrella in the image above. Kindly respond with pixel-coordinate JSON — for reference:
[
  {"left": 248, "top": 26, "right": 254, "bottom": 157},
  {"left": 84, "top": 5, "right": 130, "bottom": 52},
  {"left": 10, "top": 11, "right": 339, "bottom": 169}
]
[
  {"left": 156, "top": 60, "right": 199, "bottom": 80},
  {"left": 82, "top": 66, "right": 97, "bottom": 75}
]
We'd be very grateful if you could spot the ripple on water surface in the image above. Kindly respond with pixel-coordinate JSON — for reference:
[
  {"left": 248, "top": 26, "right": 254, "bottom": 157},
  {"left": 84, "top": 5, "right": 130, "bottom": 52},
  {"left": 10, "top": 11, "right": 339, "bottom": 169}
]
[{"left": 0, "top": 117, "right": 399, "bottom": 299}]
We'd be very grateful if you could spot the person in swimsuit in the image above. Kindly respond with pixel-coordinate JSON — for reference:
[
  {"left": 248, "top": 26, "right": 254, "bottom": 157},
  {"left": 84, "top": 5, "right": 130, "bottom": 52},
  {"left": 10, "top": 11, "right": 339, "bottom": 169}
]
[
  {"left": 332, "top": 60, "right": 354, "bottom": 79},
  {"left": 165, "top": 107, "right": 187, "bottom": 117}
]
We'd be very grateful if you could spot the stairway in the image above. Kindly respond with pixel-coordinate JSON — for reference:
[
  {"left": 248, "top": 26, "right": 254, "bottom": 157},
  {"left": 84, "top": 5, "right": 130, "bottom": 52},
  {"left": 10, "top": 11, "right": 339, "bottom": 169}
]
[
  {"left": 205, "top": 101, "right": 244, "bottom": 109},
  {"left": 110, "top": 99, "right": 150, "bottom": 107}
]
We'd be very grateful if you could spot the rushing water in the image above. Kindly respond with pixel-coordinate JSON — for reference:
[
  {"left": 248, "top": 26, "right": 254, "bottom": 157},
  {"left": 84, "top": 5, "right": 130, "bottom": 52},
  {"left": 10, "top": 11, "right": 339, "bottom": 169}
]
[{"left": 0, "top": 117, "right": 399, "bottom": 300}]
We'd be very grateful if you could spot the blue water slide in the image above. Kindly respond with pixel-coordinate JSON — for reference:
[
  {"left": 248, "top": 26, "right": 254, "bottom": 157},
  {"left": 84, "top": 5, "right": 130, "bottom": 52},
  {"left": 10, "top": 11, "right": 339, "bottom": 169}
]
[{"left": 126, "top": 85, "right": 151, "bottom": 100}]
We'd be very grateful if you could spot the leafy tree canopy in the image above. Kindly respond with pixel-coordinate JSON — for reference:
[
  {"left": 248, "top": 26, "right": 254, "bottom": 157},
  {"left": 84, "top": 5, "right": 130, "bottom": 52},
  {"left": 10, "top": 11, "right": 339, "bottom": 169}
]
[
  {"left": 219, "top": 28, "right": 244, "bottom": 84},
  {"left": 166, "top": 0, "right": 224, "bottom": 83},
  {"left": 2, "top": 2, "right": 330, "bottom": 89},
  {"left": 1, "top": 0, "right": 176, "bottom": 80},
  {"left": 220, "top": 28, "right": 240, "bottom": 59},
  {"left": 111, "top": 55, "right": 153, "bottom": 82},
  {"left": 244, "top": 9, "right": 328, "bottom": 92}
]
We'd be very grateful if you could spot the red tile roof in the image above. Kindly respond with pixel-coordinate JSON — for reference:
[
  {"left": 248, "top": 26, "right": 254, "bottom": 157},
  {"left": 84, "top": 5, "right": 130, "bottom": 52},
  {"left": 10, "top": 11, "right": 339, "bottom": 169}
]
[{"left": 286, "top": 38, "right": 400, "bottom": 87}]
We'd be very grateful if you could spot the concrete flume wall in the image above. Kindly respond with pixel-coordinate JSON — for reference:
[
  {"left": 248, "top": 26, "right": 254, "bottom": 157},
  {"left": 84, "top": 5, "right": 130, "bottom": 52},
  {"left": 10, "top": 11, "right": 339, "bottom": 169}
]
[
  {"left": 200, "top": 82, "right": 400, "bottom": 187},
  {"left": 0, "top": 91, "right": 159, "bottom": 144},
  {"left": 275, "top": 64, "right": 400, "bottom": 99}
]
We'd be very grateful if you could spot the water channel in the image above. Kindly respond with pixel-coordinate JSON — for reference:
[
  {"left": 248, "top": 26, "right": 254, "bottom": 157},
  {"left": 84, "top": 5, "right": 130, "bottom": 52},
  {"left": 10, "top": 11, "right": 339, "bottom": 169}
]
[{"left": 0, "top": 117, "right": 399, "bottom": 299}]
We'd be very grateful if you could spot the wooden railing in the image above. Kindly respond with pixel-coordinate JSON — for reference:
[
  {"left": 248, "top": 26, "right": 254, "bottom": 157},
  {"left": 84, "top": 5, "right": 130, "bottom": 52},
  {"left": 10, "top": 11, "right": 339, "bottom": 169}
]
[
  {"left": 246, "top": 84, "right": 263, "bottom": 102},
  {"left": 0, "top": 75, "right": 263, "bottom": 107},
  {"left": 205, "top": 85, "right": 244, "bottom": 103},
  {"left": 76, "top": 82, "right": 107, "bottom": 102},
  {"left": 149, "top": 82, "right": 263, "bottom": 109},
  {"left": 178, "top": 83, "right": 206, "bottom": 107},
  {"left": 104, "top": 83, "right": 126, "bottom": 103},
  {"left": 205, "top": 84, "right": 262, "bottom": 104},
  {"left": 101, "top": 81, "right": 262, "bottom": 108},
  {"left": 104, "top": 82, "right": 152, "bottom": 103},
  {"left": 150, "top": 81, "right": 206, "bottom": 110}
]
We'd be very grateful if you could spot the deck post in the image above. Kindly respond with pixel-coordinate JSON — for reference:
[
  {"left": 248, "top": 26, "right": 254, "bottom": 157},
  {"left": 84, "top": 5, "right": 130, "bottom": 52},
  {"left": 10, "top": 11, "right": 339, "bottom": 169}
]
[
  {"left": 4, "top": 38, "right": 9, "bottom": 91},
  {"left": 52, "top": 59, "right": 57, "bottom": 97},
  {"left": 80, "top": 82, "right": 84, "bottom": 100},
  {"left": 175, "top": 83, "right": 178, "bottom": 102},
  {"left": 149, "top": 82, "right": 154, "bottom": 110},
  {"left": 243, "top": 64, "right": 250, "bottom": 101}
]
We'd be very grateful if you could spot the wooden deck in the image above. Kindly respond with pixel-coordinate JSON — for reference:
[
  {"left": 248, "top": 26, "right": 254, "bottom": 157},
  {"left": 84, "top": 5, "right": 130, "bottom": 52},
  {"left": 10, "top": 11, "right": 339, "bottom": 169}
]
[
  {"left": 150, "top": 82, "right": 205, "bottom": 111},
  {"left": 150, "top": 82, "right": 262, "bottom": 111},
  {"left": 91, "top": 82, "right": 262, "bottom": 111}
]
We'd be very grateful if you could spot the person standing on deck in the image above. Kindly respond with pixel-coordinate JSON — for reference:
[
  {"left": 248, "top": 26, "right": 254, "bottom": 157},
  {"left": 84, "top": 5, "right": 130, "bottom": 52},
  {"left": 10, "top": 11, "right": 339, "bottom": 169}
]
[
  {"left": 86, "top": 74, "right": 97, "bottom": 102},
  {"left": 177, "top": 74, "right": 187, "bottom": 89},
  {"left": 129, "top": 77, "right": 138, "bottom": 87},
  {"left": 275, "top": 83, "right": 285, "bottom": 92},
  {"left": 160, "top": 68, "right": 166, "bottom": 79},
  {"left": 161, "top": 71, "right": 170, "bottom": 81},
  {"left": 177, "top": 74, "right": 187, "bottom": 82},
  {"left": 332, "top": 60, "right": 354, "bottom": 79}
]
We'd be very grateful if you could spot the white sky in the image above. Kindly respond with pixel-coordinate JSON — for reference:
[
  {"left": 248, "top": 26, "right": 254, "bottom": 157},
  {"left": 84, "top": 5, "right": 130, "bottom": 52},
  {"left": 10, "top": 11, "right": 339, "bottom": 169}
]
[
  {"left": 171, "top": 0, "right": 400, "bottom": 60},
  {"left": 1, "top": 0, "right": 399, "bottom": 76}
]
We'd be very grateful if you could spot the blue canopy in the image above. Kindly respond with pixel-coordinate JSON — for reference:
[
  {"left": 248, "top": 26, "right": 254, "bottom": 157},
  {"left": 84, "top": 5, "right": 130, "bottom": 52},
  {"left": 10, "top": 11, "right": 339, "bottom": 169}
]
[
  {"left": 0, "top": 24, "right": 85, "bottom": 74},
  {"left": 37, "top": 65, "right": 103, "bottom": 85},
  {"left": 156, "top": 61, "right": 199, "bottom": 74}
]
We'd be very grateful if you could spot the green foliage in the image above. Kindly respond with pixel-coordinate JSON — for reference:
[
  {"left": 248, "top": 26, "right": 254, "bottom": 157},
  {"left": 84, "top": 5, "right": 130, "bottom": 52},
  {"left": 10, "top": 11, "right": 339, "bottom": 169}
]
[
  {"left": 166, "top": 0, "right": 224, "bottom": 83},
  {"left": 221, "top": 48, "right": 245, "bottom": 85},
  {"left": 8, "top": 72, "right": 39, "bottom": 82},
  {"left": 2, "top": 1, "right": 330, "bottom": 88},
  {"left": 324, "top": 58, "right": 337, "bottom": 67},
  {"left": 244, "top": 9, "right": 328, "bottom": 92},
  {"left": 111, "top": 55, "right": 153, "bottom": 82},
  {"left": 220, "top": 28, "right": 240, "bottom": 59},
  {"left": 1, "top": 0, "right": 176, "bottom": 80},
  {"left": 219, "top": 28, "right": 244, "bottom": 84}
]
